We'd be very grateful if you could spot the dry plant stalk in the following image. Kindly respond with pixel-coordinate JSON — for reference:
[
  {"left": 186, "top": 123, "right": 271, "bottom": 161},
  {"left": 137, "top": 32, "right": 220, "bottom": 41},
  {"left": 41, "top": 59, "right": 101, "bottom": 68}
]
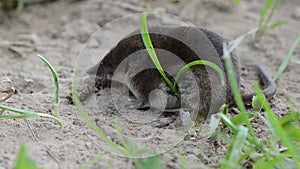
[{"left": 0, "top": 76, "right": 16, "bottom": 114}]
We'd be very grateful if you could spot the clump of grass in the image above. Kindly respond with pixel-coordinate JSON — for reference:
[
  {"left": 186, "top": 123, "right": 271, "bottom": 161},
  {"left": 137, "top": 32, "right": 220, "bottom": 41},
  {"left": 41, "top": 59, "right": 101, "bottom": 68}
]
[
  {"left": 141, "top": 11, "right": 300, "bottom": 168},
  {"left": 232, "top": 0, "right": 286, "bottom": 38},
  {"left": 214, "top": 27, "right": 300, "bottom": 168},
  {"left": 0, "top": 54, "right": 62, "bottom": 128},
  {"left": 257, "top": 0, "right": 286, "bottom": 37}
]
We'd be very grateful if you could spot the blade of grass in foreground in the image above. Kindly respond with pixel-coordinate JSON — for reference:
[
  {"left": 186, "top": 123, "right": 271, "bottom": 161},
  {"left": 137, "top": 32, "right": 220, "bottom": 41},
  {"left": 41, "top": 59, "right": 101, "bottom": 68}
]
[
  {"left": 72, "top": 70, "right": 128, "bottom": 156},
  {"left": 273, "top": 35, "right": 300, "bottom": 81},
  {"left": 222, "top": 27, "right": 261, "bottom": 112},
  {"left": 223, "top": 46, "right": 247, "bottom": 113},
  {"left": 223, "top": 42, "right": 262, "bottom": 150},
  {"left": 221, "top": 126, "right": 248, "bottom": 169},
  {"left": 140, "top": 13, "right": 178, "bottom": 96},
  {"left": 140, "top": 156, "right": 163, "bottom": 169},
  {"left": 253, "top": 83, "right": 300, "bottom": 168},
  {"left": 115, "top": 120, "right": 129, "bottom": 151},
  {"left": 15, "top": 144, "right": 39, "bottom": 169}
]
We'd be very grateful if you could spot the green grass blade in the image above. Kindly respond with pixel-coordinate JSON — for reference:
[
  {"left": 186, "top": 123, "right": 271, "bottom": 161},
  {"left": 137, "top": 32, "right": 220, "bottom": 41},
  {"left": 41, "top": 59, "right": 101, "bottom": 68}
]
[
  {"left": 231, "top": 112, "right": 255, "bottom": 126},
  {"left": 260, "top": 92, "right": 300, "bottom": 168},
  {"left": 37, "top": 54, "right": 60, "bottom": 117},
  {"left": 140, "top": 156, "right": 162, "bottom": 169},
  {"left": 254, "top": 154, "right": 287, "bottom": 169},
  {"left": 264, "top": 105, "right": 299, "bottom": 151},
  {"left": 267, "top": 20, "right": 287, "bottom": 29},
  {"left": 285, "top": 95, "right": 296, "bottom": 113},
  {"left": 219, "top": 113, "right": 239, "bottom": 133},
  {"left": 209, "top": 105, "right": 228, "bottom": 132},
  {"left": 258, "top": 0, "right": 273, "bottom": 27},
  {"left": 228, "top": 126, "right": 248, "bottom": 165},
  {"left": 223, "top": 43, "right": 260, "bottom": 148},
  {"left": 260, "top": 20, "right": 286, "bottom": 36},
  {"left": 219, "top": 113, "right": 266, "bottom": 153},
  {"left": 72, "top": 70, "right": 128, "bottom": 156},
  {"left": 237, "top": 147, "right": 256, "bottom": 164},
  {"left": 0, "top": 104, "right": 34, "bottom": 115},
  {"left": 258, "top": 0, "right": 282, "bottom": 36},
  {"left": 0, "top": 104, "right": 62, "bottom": 127},
  {"left": 15, "top": 144, "right": 39, "bottom": 169},
  {"left": 273, "top": 35, "right": 300, "bottom": 81},
  {"left": 0, "top": 115, "right": 38, "bottom": 119},
  {"left": 175, "top": 60, "right": 225, "bottom": 86},
  {"left": 280, "top": 112, "right": 300, "bottom": 126},
  {"left": 252, "top": 92, "right": 266, "bottom": 112},
  {"left": 140, "top": 12, "right": 179, "bottom": 96},
  {"left": 232, "top": 0, "right": 242, "bottom": 5},
  {"left": 223, "top": 53, "right": 246, "bottom": 113},
  {"left": 282, "top": 122, "right": 300, "bottom": 142},
  {"left": 79, "top": 154, "right": 104, "bottom": 169},
  {"left": 114, "top": 120, "right": 129, "bottom": 151},
  {"left": 179, "top": 153, "right": 188, "bottom": 169},
  {"left": 265, "top": 0, "right": 280, "bottom": 27},
  {"left": 221, "top": 126, "right": 248, "bottom": 169}
]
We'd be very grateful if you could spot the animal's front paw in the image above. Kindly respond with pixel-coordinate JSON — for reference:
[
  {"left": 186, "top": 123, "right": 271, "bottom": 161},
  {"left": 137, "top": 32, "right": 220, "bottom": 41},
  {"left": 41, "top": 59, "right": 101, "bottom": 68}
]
[
  {"left": 151, "top": 114, "right": 182, "bottom": 128},
  {"left": 125, "top": 97, "right": 149, "bottom": 110}
]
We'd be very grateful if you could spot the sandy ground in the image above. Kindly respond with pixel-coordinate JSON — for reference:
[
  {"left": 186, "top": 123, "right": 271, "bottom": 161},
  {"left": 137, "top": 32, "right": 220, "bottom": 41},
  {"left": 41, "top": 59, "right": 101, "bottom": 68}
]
[{"left": 0, "top": 0, "right": 300, "bottom": 168}]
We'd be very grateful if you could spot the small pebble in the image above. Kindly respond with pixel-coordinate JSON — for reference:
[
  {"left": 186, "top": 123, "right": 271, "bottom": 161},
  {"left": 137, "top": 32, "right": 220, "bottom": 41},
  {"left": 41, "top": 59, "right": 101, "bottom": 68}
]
[
  {"left": 85, "top": 142, "right": 92, "bottom": 149},
  {"left": 292, "top": 6, "right": 300, "bottom": 20}
]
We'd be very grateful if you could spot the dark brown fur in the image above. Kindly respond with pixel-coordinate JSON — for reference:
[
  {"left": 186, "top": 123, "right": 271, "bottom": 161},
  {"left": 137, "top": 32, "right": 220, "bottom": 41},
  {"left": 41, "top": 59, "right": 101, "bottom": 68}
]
[{"left": 87, "top": 26, "right": 276, "bottom": 120}]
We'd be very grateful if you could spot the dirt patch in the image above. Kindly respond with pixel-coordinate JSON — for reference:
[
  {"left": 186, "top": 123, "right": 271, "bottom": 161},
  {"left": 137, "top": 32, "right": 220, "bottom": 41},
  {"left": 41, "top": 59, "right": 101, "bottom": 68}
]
[{"left": 0, "top": 0, "right": 300, "bottom": 168}]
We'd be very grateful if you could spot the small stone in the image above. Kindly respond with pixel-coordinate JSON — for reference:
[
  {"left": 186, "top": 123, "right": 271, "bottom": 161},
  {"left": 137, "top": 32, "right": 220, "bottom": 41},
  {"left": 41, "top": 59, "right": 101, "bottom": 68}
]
[
  {"left": 85, "top": 142, "right": 92, "bottom": 149},
  {"left": 292, "top": 6, "right": 300, "bottom": 20},
  {"left": 87, "top": 38, "right": 100, "bottom": 48}
]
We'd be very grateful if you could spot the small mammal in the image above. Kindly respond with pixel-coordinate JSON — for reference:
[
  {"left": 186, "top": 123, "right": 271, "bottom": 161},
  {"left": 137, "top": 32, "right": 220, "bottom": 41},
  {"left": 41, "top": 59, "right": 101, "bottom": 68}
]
[{"left": 84, "top": 26, "right": 276, "bottom": 127}]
